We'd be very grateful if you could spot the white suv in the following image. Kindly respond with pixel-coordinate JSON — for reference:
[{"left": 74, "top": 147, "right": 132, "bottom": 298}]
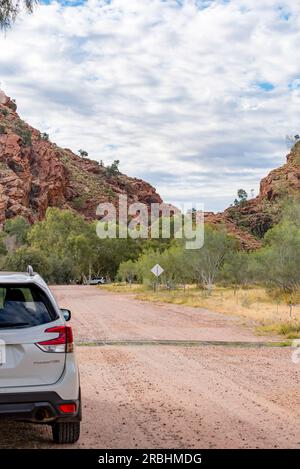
[
  {"left": 88, "top": 277, "right": 106, "bottom": 285},
  {"left": 0, "top": 267, "right": 81, "bottom": 444}
]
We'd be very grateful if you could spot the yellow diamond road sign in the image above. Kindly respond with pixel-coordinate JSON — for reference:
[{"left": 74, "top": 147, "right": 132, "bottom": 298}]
[{"left": 151, "top": 264, "right": 164, "bottom": 277}]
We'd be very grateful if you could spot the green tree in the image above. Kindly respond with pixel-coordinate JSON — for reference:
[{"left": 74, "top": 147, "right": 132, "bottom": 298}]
[
  {"left": 0, "top": 232, "right": 8, "bottom": 258},
  {"left": 253, "top": 217, "right": 300, "bottom": 318},
  {"left": 78, "top": 149, "right": 88, "bottom": 158},
  {"left": 280, "top": 197, "right": 300, "bottom": 227},
  {"left": 4, "top": 246, "right": 50, "bottom": 278},
  {"left": 67, "top": 232, "right": 95, "bottom": 281},
  {"left": 221, "top": 250, "right": 256, "bottom": 291},
  {"left": 118, "top": 259, "right": 137, "bottom": 285},
  {"left": 126, "top": 248, "right": 163, "bottom": 286},
  {"left": 28, "top": 208, "right": 95, "bottom": 282},
  {"left": 106, "top": 160, "right": 120, "bottom": 177},
  {"left": 0, "top": 0, "right": 38, "bottom": 29},
  {"left": 4, "top": 216, "right": 30, "bottom": 245},
  {"left": 118, "top": 241, "right": 191, "bottom": 288},
  {"left": 234, "top": 188, "right": 248, "bottom": 206},
  {"left": 257, "top": 221, "right": 300, "bottom": 295},
  {"left": 47, "top": 254, "right": 75, "bottom": 284},
  {"left": 92, "top": 235, "right": 144, "bottom": 280},
  {"left": 188, "top": 225, "right": 236, "bottom": 292},
  {"left": 26, "top": 208, "right": 148, "bottom": 283}
]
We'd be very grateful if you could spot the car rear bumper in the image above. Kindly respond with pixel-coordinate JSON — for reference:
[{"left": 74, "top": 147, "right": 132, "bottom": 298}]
[{"left": 0, "top": 390, "right": 81, "bottom": 424}]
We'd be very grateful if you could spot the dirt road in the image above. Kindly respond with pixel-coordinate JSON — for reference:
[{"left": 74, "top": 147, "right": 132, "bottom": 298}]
[{"left": 1, "top": 285, "right": 300, "bottom": 448}]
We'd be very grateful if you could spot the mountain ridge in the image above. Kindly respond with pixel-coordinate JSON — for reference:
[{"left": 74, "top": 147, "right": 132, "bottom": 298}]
[{"left": 1, "top": 90, "right": 299, "bottom": 251}]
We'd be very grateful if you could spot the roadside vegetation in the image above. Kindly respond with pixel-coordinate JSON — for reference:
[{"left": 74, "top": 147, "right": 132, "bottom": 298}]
[
  {"left": 0, "top": 199, "right": 300, "bottom": 338},
  {"left": 114, "top": 198, "right": 300, "bottom": 338},
  {"left": 0, "top": 207, "right": 173, "bottom": 284},
  {"left": 105, "top": 284, "right": 300, "bottom": 339}
]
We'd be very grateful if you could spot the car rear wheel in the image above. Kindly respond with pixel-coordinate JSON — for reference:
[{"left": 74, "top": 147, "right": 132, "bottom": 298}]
[{"left": 52, "top": 421, "right": 80, "bottom": 444}]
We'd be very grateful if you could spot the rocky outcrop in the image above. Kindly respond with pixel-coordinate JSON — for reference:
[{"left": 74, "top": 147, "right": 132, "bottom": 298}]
[
  {"left": 221, "top": 142, "right": 300, "bottom": 243},
  {"left": 0, "top": 90, "right": 17, "bottom": 111},
  {"left": 200, "top": 143, "right": 300, "bottom": 250},
  {"left": 0, "top": 90, "right": 162, "bottom": 225},
  {"left": 204, "top": 212, "right": 261, "bottom": 250},
  {"left": 259, "top": 146, "right": 300, "bottom": 201}
]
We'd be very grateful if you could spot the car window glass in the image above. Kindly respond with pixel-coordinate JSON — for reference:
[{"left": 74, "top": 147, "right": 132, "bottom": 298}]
[{"left": 0, "top": 284, "right": 57, "bottom": 328}]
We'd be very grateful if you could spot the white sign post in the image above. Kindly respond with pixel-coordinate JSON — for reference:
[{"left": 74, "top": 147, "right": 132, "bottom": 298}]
[
  {"left": 151, "top": 264, "right": 164, "bottom": 278},
  {"left": 151, "top": 264, "right": 164, "bottom": 292}
]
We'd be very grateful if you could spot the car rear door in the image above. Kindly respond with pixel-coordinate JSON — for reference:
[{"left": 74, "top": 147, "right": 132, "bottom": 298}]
[{"left": 0, "top": 284, "right": 66, "bottom": 388}]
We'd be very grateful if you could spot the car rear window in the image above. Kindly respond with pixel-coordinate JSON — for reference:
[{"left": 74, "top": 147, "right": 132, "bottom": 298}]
[{"left": 0, "top": 284, "right": 58, "bottom": 329}]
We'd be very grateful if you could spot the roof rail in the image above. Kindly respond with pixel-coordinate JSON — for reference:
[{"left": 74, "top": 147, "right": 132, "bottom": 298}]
[{"left": 27, "top": 265, "right": 34, "bottom": 277}]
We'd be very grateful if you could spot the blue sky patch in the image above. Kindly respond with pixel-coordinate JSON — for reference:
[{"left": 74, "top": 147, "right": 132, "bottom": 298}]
[
  {"left": 256, "top": 81, "right": 275, "bottom": 92},
  {"left": 278, "top": 6, "right": 291, "bottom": 21},
  {"left": 288, "top": 79, "right": 300, "bottom": 90},
  {"left": 0, "top": 0, "right": 292, "bottom": 212},
  {"left": 41, "top": 0, "right": 87, "bottom": 5}
]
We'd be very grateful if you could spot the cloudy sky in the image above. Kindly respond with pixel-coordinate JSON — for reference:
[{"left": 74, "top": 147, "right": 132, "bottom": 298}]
[{"left": 0, "top": 0, "right": 299, "bottom": 211}]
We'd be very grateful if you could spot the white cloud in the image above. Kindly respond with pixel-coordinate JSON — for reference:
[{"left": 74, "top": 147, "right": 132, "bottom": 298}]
[{"left": 1, "top": 0, "right": 300, "bottom": 211}]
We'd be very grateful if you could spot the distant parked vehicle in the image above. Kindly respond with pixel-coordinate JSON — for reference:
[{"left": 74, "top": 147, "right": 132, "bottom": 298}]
[{"left": 88, "top": 277, "right": 106, "bottom": 285}]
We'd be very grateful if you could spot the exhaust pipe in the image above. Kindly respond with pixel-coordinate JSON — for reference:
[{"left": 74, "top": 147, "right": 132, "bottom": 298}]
[{"left": 35, "top": 408, "right": 49, "bottom": 422}]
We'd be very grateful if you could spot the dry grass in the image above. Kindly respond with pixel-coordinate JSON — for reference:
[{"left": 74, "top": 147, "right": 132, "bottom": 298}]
[
  {"left": 256, "top": 322, "right": 300, "bottom": 339},
  {"left": 102, "top": 283, "right": 148, "bottom": 294},
  {"left": 103, "top": 283, "right": 300, "bottom": 338}
]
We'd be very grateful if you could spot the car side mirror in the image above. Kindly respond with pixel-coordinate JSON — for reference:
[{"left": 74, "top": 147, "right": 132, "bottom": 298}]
[{"left": 60, "top": 308, "right": 71, "bottom": 321}]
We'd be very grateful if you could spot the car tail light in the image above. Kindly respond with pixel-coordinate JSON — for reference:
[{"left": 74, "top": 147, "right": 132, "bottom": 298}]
[
  {"left": 59, "top": 403, "right": 77, "bottom": 414},
  {"left": 36, "top": 326, "right": 74, "bottom": 353}
]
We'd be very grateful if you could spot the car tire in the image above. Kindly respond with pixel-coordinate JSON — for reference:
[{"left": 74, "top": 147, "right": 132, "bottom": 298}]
[{"left": 52, "top": 421, "right": 80, "bottom": 444}]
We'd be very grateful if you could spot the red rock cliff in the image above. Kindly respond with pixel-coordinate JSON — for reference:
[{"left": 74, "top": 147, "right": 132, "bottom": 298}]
[
  {"left": 222, "top": 142, "right": 300, "bottom": 242},
  {"left": 0, "top": 91, "right": 162, "bottom": 225}
]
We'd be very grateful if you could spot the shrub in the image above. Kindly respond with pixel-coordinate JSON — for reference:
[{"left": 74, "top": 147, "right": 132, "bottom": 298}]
[
  {"left": 234, "top": 188, "right": 248, "bottom": 206},
  {"left": 72, "top": 196, "right": 86, "bottom": 210},
  {"left": 106, "top": 160, "right": 120, "bottom": 177},
  {"left": 78, "top": 149, "right": 88, "bottom": 158},
  {"left": 41, "top": 132, "right": 49, "bottom": 141},
  {"left": 15, "top": 122, "right": 32, "bottom": 146},
  {"left": 3, "top": 247, "right": 50, "bottom": 279},
  {"left": 4, "top": 216, "right": 30, "bottom": 245},
  {"left": 105, "top": 186, "right": 115, "bottom": 198}
]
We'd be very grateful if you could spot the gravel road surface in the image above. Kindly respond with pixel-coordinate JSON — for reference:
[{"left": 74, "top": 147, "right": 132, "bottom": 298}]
[{"left": 0, "top": 285, "right": 299, "bottom": 449}]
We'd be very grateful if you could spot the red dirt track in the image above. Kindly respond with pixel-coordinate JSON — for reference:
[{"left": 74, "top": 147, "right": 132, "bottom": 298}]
[{"left": 1, "top": 285, "right": 299, "bottom": 449}]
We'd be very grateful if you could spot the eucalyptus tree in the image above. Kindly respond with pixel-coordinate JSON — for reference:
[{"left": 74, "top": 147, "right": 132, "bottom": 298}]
[{"left": 0, "top": 0, "right": 38, "bottom": 29}]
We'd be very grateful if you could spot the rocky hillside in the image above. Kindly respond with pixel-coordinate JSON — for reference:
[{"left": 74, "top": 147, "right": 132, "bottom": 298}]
[
  {"left": 1, "top": 90, "right": 299, "bottom": 250},
  {"left": 204, "top": 212, "right": 262, "bottom": 250},
  {"left": 225, "top": 143, "right": 300, "bottom": 237},
  {"left": 205, "top": 142, "right": 300, "bottom": 249},
  {"left": 0, "top": 91, "right": 162, "bottom": 225}
]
